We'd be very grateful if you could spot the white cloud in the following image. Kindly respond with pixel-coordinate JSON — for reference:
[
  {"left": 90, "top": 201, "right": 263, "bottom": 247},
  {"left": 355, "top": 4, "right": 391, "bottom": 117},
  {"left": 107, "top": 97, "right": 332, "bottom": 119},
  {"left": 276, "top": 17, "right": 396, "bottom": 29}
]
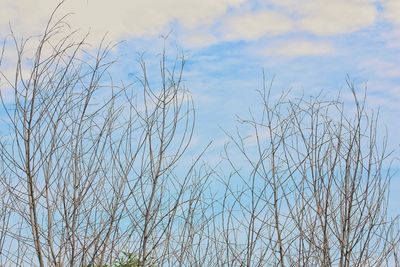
[
  {"left": 265, "top": 0, "right": 377, "bottom": 35},
  {"left": 380, "top": 0, "right": 400, "bottom": 49},
  {"left": 0, "top": 0, "right": 384, "bottom": 49},
  {"left": 179, "top": 31, "right": 218, "bottom": 49},
  {"left": 0, "top": 0, "right": 244, "bottom": 43},
  {"left": 382, "top": 0, "right": 400, "bottom": 25},
  {"left": 299, "top": 0, "right": 377, "bottom": 35},
  {"left": 265, "top": 40, "right": 335, "bottom": 57},
  {"left": 220, "top": 11, "right": 293, "bottom": 41}
]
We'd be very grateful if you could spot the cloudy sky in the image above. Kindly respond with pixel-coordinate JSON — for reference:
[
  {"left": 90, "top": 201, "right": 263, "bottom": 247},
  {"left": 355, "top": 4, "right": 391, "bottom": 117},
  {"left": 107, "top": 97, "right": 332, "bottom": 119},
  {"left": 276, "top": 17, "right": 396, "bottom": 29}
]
[{"left": 1, "top": 0, "right": 400, "bottom": 207}]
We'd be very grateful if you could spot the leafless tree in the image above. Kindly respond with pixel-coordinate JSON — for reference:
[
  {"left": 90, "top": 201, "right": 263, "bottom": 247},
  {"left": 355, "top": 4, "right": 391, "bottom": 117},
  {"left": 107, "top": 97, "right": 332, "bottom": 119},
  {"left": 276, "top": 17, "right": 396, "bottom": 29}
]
[
  {"left": 0, "top": 3, "right": 399, "bottom": 267},
  {"left": 0, "top": 4, "right": 211, "bottom": 267},
  {"left": 215, "top": 76, "right": 399, "bottom": 266}
]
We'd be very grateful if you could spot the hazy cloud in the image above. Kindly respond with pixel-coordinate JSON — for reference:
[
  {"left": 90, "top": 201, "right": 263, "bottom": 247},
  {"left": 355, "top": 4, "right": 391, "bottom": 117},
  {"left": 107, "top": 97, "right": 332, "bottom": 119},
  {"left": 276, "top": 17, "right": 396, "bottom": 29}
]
[
  {"left": 302, "top": 1, "right": 376, "bottom": 35},
  {"left": 382, "top": 0, "right": 400, "bottom": 25},
  {"left": 265, "top": 40, "right": 335, "bottom": 57},
  {"left": 0, "top": 0, "right": 384, "bottom": 45},
  {"left": 220, "top": 11, "right": 293, "bottom": 41},
  {"left": 0, "top": 0, "right": 243, "bottom": 42}
]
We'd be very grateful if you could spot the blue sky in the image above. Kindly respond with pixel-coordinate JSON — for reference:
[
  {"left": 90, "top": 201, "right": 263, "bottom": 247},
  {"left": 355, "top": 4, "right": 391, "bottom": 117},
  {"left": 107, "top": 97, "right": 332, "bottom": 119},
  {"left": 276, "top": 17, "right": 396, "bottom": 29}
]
[{"left": 1, "top": 0, "right": 400, "bottom": 211}]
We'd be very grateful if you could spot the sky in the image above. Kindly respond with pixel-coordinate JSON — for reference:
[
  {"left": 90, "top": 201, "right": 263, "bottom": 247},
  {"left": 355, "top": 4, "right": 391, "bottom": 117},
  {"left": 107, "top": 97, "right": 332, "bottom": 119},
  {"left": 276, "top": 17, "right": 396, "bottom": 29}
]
[{"left": 0, "top": 0, "right": 400, "bottom": 210}]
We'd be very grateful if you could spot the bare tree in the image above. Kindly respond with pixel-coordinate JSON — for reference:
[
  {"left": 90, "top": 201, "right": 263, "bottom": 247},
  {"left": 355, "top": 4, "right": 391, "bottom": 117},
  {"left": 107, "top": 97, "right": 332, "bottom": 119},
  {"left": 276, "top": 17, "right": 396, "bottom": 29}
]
[
  {"left": 0, "top": 4, "right": 211, "bottom": 267},
  {"left": 215, "top": 76, "right": 399, "bottom": 266},
  {"left": 0, "top": 4, "right": 399, "bottom": 267}
]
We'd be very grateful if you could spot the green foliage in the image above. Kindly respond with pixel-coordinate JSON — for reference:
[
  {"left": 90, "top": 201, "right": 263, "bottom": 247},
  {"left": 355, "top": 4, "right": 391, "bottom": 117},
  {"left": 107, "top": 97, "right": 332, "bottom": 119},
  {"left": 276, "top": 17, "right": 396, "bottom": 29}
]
[{"left": 113, "top": 252, "right": 141, "bottom": 267}]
